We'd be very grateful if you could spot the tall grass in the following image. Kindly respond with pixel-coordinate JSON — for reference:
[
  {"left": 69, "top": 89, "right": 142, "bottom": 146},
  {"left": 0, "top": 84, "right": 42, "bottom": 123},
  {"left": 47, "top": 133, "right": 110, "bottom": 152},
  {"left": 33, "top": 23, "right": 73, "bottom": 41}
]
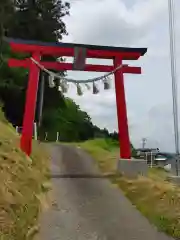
[
  {"left": 77, "top": 138, "right": 119, "bottom": 173},
  {"left": 0, "top": 108, "right": 50, "bottom": 240}
]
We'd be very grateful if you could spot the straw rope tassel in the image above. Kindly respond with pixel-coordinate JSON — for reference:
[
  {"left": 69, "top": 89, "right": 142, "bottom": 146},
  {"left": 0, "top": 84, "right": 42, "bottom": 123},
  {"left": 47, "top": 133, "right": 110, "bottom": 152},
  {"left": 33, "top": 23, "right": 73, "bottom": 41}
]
[{"left": 93, "top": 82, "right": 99, "bottom": 94}]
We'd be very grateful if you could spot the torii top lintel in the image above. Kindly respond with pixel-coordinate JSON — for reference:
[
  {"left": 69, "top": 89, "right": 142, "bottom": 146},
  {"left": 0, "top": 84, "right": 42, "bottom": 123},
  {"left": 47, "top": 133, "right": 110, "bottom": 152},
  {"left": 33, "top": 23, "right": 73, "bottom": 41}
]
[{"left": 6, "top": 37, "right": 147, "bottom": 60}]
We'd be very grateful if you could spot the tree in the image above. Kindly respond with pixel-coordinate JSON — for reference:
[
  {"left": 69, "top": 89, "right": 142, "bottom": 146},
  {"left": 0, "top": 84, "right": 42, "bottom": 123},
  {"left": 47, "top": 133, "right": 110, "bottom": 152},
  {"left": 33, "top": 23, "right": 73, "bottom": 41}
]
[
  {"left": 8, "top": 0, "right": 70, "bottom": 42},
  {"left": 0, "top": 0, "right": 70, "bottom": 127},
  {"left": 0, "top": 0, "right": 14, "bottom": 71},
  {"left": 0, "top": 0, "right": 14, "bottom": 40},
  {"left": 39, "top": 98, "right": 92, "bottom": 141}
]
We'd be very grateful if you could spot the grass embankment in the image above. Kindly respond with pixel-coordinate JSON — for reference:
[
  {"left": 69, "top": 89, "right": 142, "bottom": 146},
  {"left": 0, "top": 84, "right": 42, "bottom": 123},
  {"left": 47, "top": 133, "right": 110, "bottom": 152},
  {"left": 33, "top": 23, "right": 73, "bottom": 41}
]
[
  {"left": 0, "top": 109, "right": 50, "bottom": 240},
  {"left": 77, "top": 139, "right": 180, "bottom": 239}
]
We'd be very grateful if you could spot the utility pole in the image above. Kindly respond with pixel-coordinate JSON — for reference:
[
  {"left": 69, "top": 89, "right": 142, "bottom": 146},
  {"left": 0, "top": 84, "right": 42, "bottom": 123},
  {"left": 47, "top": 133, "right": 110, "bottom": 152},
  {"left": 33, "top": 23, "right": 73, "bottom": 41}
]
[
  {"left": 142, "top": 138, "right": 147, "bottom": 149},
  {"left": 168, "top": 0, "right": 179, "bottom": 176},
  {"left": 38, "top": 72, "right": 45, "bottom": 128}
]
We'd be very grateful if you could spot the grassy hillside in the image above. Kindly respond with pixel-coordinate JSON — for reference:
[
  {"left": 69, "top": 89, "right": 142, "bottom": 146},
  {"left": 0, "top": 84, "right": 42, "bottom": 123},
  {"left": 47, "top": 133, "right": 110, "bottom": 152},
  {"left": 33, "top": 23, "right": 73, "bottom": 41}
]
[
  {"left": 76, "top": 138, "right": 119, "bottom": 173},
  {"left": 0, "top": 108, "right": 50, "bottom": 240},
  {"left": 77, "top": 139, "right": 180, "bottom": 239}
]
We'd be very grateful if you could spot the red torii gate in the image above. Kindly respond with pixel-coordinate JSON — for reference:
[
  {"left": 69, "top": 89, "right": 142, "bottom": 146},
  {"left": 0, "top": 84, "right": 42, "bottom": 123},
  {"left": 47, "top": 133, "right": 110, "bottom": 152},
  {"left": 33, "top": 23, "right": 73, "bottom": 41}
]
[{"left": 7, "top": 38, "right": 147, "bottom": 159}]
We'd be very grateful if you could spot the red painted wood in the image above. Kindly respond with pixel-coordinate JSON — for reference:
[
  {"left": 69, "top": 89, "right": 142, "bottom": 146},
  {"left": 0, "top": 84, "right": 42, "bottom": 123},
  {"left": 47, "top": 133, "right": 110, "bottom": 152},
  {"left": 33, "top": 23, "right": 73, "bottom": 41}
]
[
  {"left": 20, "top": 53, "right": 41, "bottom": 156},
  {"left": 9, "top": 58, "right": 141, "bottom": 74},
  {"left": 8, "top": 58, "right": 30, "bottom": 68},
  {"left": 10, "top": 42, "right": 141, "bottom": 60},
  {"left": 114, "top": 57, "right": 131, "bottom": 159},
  {"left": 123, "top": 65, "right": 141, "bottom": 74}
]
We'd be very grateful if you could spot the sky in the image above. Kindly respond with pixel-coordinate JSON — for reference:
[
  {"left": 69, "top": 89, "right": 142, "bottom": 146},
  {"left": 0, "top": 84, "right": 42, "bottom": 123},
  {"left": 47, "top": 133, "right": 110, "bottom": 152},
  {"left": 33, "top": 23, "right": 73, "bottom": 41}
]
[{"left": 61, "top": 0, "right": 180, "bottom": 152}]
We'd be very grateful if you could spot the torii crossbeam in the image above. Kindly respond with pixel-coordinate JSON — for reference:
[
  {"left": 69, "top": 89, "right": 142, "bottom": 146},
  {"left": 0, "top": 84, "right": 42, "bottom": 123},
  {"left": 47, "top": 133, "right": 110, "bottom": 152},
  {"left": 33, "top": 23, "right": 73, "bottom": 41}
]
[{"left": 7, "top": 37, "right": 147, "bottom": 159}]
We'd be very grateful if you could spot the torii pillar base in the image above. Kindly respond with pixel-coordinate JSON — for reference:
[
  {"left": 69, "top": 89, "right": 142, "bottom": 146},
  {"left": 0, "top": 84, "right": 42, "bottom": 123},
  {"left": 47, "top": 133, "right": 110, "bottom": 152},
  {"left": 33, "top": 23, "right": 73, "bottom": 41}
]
[{"left": 117, "top": 159, "right": 148, "bottom": 178}]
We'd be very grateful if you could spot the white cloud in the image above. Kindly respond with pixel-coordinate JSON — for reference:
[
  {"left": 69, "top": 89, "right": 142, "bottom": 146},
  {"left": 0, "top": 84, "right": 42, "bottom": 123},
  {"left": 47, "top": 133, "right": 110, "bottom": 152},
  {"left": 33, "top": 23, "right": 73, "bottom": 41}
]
[
  {"left": 64, "top": 0, "right": 167, "bottom": 46},
  {"left": 61, "top": 0, "right": 180, "bottom": 152}
]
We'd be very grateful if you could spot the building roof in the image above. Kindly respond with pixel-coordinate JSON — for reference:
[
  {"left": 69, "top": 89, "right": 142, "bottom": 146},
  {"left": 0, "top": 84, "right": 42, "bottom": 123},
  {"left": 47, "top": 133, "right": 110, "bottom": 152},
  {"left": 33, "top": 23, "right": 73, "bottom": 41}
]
[{"left": 136, "top": 148, "right": 159, "bottom": 152}]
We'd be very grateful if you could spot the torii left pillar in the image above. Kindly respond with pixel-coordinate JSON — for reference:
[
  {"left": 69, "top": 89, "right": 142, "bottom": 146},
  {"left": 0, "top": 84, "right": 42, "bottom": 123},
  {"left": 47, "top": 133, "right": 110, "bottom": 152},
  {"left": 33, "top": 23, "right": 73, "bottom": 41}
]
[{"left": 20, "top": 53, "right": 41, "bottom": 155}]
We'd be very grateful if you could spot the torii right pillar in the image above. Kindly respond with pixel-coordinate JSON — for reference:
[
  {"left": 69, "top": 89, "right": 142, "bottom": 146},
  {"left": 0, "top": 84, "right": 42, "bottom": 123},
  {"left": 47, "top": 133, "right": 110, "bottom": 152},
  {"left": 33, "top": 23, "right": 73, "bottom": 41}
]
[
  {"left": 114, "top": 57, "right": 131, "bottom": 159},
  {"left": 113, "top": 54, "right": 148, "bottom": 177}
]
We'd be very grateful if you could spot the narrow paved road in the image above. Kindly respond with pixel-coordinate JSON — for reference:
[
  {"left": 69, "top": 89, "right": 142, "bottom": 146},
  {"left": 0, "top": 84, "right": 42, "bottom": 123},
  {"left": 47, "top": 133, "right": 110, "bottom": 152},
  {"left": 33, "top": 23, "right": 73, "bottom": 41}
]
[{"left": 39, "top": 144, "right": 173, "bottom": 240}]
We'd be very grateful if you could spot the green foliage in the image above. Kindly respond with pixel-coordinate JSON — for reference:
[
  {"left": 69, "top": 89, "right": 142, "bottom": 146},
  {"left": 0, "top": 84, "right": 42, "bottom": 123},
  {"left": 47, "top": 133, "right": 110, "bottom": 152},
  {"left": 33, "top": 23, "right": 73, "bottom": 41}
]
[
  {"left": 8, "top": 0, "right": 70, "bottom": 41},
  {"left": 0, "top": 0, "right": 70, "bottom": 127},
  {"left": 39, "top": 97, "right": 120, "bottom": 142},
  {"left": 131, "top": 144, "right": 138, "bottom": 158},
  {"left": 0, "top": 103, "right": 8, "bottom": 123},
  {"left": 79, "top": 138, "right": 134, "bottom": 154},
  {"left": 81, "top": 138, "right": 117, "bottom": 151},
  {"left": 0, "top": 0, "right": 14, "bottom": 39}
]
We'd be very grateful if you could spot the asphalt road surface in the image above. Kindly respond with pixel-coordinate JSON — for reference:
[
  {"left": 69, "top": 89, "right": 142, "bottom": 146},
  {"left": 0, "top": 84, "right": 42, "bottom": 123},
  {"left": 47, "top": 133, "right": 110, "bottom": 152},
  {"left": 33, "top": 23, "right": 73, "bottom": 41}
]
[{"left": 39, "top": 144, "right": 173, "bottom": 240}]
